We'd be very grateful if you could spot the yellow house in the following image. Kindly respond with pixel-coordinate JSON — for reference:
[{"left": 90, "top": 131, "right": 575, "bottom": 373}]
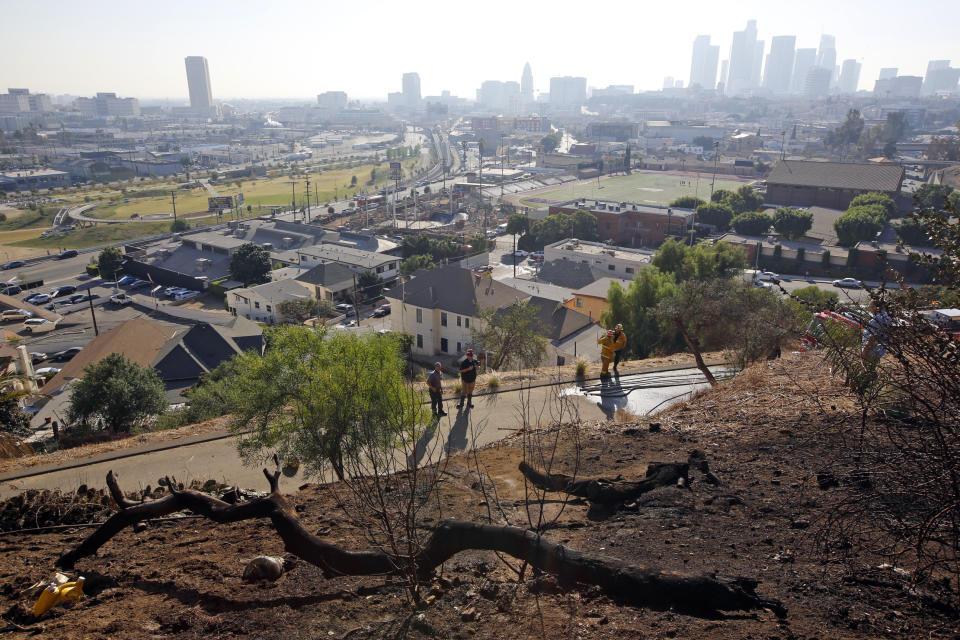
[{"left": 563, "top": 277, "right": 632, "bottom": 322}]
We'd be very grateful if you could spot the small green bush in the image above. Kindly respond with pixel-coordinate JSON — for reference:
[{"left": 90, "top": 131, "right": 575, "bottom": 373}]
[
  {"left": 575, "top": 359, "right": 588, "bottom": 377},
  {"left": 486, "top": 377, "right": 500, "bottom": 389}
]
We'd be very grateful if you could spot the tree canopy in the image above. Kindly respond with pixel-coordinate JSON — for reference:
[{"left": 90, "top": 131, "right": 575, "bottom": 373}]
[
  {"left": 695, "top": 202, "right": 734, "bottom": 231},
  {"left": 400, "top": 254, "right": 436, "bottom": 276},
  {"left": 849, "top": 192, "right": 897, "bottom": 220},
  {"left": 914, "top": 184, "right": 957, "bottom": 211},
  {"left": 229, "top": 242, "right": 272, "bottom": 286},
  {"left": 505, "top": 213, "right": 530, "bottom": 236},
  {"left": 668, "top": 196, "right": 706, "bottom": 209},
  {"left": 731, "top": 210, "right": 773, "bottom": 236},
  {"left": 67, "top": 353, "right": 166, "bottom": 432},
  {"left": 772, "top": 207, "right": 813, "bottom": 240},
  {"left": 211, "top": 328, "right": 424, "bottom": 480},
  {"left": 834, "top": 207, "right": 884, "bottom": 246},
  {"left": 518, "top": 210, "right": 598, "bottom": 250},
  {"left": 472, "top": 300, "right": 547, "bottom": 370},
  {"left": 540, "top": 133, "right": 562, "bottom": 154},
  {"left": 97, "top": 246, "right": 125, "bottom": 280},
  {"left": 651, "top": 238, "right": 747, "bottom": 282}
]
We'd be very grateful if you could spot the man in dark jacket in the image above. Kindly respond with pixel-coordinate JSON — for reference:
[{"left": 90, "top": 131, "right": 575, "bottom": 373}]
[
  {"left": 457, "top": 348, "right": 480, "bottom": 409},
  {"left": 426, "top": 362, "right": 446, "bottom": 417}
]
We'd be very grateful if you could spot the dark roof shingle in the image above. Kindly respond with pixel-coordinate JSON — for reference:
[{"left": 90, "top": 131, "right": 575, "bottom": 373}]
[{"left": 767, "top": 160, "right": 904, "bottom": 192}]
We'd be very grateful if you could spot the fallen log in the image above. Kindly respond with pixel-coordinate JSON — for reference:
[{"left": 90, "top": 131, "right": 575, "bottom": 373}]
[
  {"left": 518, "top": 460, "right": 689, "bottom": 505},
  {"left": 57, "top": 465, "right": 785, "bottom": 619}
]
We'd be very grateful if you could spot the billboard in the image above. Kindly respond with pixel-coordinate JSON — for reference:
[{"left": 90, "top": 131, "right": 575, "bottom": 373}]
[
  {"left": 208, "top": 196, "right": 234, "bottom": 211},
  {"left": 389, "top": 161, "right": 402, "bottom": 180}
]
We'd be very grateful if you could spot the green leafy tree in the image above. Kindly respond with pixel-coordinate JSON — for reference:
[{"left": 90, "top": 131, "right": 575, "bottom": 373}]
[
  {"left": 682, "top": 242, "right": 747, "bottom": 281},
  {"left": 350, "top": 175, "right": 357, "bottom": 186},
  {"left": 400, "top": 254, "right": 435, "bottom": 275},
  {"left": 276, "top": 298, "right": 335, "bottom": 324},
  {"left": 914, "top": 184, "right": 956, "bottom": 211},
  {"left": 97, "top": 246, "right": 125, "bottom": 279},
  {"left": 710, "top": 189, "right": 735, "bottom": 204},
  {"left": 773, "top": 207, "right": 814, "bottom": 239},
  {"left": 692, "top": 135, "right": 716, "bottom": 150},
  {"left": 825, "top": 109, "right": 865, "bottom": 153},
  {"left": 570, "top": 210, "right": 598, "bottom": 240},
  {"left": 213, "top": 327, "right": 425, "bottom": 480},
  {"left": 357, "top": 270, "right": 384, "bottom": 302},
  {"left": 695, "top": 202, "right": 734, "bottom": 230},
  {"left": 602, "top": 268, "right": 679, "bottom": 359},
  {"left": 791, "top": 285, "right": 839, "bottom": 326},
  {"left": 668, "top": 196, "right": 705, "bottom": 209},
  {"left": 895, "top": 217, "right": 933, "bottom": 247},
  {"left": 651, "top": 238, "right": 689, "bottom": 278},
  {"left": 67, "top": 353, "right": 166, "bottom": 432},
  {"left": 736, "top": 185, "right": 764, "bottom": 212},
  {"left": 731, "top": 211, "right": 773, "bottom": 236},
  {"left": 229, "top": 242, "right": 272, "bottom": 286},
  {"left": 506, "top": 213, "right": 530, "bottom": 236},
  {"left": 472, "top": 300, "right": 547, "bottom": 370},
  {"left": 0, "top": 371, "right": 34, "bottom": 439},
  {"left": 540, "top": 133, "right": 562, "bottom": 153},
  {"left": 170, "top": 218, "right": 189, "bottom": 232},
  {"left": 849, "top": 192, "right": 897, "bottom": 220},
  {"left": 834, "top": 207, "right": 885, "bottom": 245}
]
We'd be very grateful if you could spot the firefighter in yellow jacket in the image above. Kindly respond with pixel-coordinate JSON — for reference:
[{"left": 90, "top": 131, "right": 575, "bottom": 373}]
[
  {"left": 598, "top": 329, "right": 616, "bottom": 377},
  {"left": 611, "top": 323, "right": 627, "bottom": 371}
]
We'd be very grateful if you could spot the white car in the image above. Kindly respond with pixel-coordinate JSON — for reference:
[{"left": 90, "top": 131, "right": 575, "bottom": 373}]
[
  {"left": 832, "top": 277, "right": 863, "bottom": 289},
  {"left": 513, "top": 250, "right": 529, "bottom": 258},
  {"left": 757, "top": 271, "right": 780, "bottom": 283},
  {"left": 23, "top": 318, "right": 55, "bottom": 333},
  {"left": 337, "top": 319, "right": 357, "bottom": 328},
  {"left": 34, "top": 367, "right": 61, "bottom": 376},
  {"left": 110, "top": 293, "right": 133, "bottom": 306},
  {"left": 172, "top": 290, "right": 198, "bottom": 301}
]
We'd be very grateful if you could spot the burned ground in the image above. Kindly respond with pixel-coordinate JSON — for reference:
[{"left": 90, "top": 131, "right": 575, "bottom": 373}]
[{"left": 0, "top": 352, "right": 956, "bottom": 638}]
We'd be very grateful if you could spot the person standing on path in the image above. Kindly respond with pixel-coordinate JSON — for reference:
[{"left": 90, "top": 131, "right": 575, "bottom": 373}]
[
  {"left": 611, "top": 324, "right": 627, "bottom": 371},
  {"left": 598, "top": 330, "right": 616, "bottom": 377},
  {"left": 457, "top": 348, "right": 480, "bottom": 409},
  {"left": 426, "top": 362, "right": 447, "bottom": 417}
]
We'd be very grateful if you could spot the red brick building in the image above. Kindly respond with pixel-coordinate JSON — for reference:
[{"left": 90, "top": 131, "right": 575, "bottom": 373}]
[{"left": 548, "top": 199, "right": 695, "bottom": 247}]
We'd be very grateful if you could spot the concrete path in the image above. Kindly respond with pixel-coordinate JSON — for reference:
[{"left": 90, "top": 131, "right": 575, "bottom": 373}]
[{"left": 0, "top": 367, "right": 721, "bottom": 498}]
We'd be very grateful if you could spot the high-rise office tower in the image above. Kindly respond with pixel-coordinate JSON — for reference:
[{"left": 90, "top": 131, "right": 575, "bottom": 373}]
[
  {"left": 816, "top": 35, "right": 837, "bottom": 75},
  {"left": 922, "top": 60, "right": 960, "bottom": 95},
  {"left": 663, "top": 76, "right": 675, "bottom": 89},
  {"left": 762, "top": 35, "right": 796, "bottom": 95},
  {"left": 878, "top": 67, "right": 898, "bottom": 81},
  {"left": 804, "top": 67, "right": 832, "bottom": 98},
  {"left": 718, "top": 60, "right": 729, "bottom": 93},
  {"left": 689, "top": 35, "right": 720, "bottom": 90},
  {"left": 790, "top": 48, "right": 817, "bottom": 94},
  {"left": 727, "top": 20, "right": 759, "bottom": 95},
  {"left": 838, "top": 59, "right": 862, "bottom": 94},
  {"left": 521, "top": 62, "right": 534, "bottom": 106},
  {"left": 549, "top": 76, "right": 587, "bottom": 107},
  {"left": 184, "top": 56, "right": 213, "bottom": 113},
  {"left": 402, "top": 72, "right": 421, "bottom": 108},
  {"left": 752, "top": 40, "right": 765, "bottom": 87}
]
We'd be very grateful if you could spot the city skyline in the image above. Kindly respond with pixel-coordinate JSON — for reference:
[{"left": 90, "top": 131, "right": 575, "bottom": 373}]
[{"left": 2, "top": 0, "right": 958, "bottom": 100}]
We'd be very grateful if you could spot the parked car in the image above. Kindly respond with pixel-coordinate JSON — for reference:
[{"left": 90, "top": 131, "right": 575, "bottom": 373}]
[
  {"left": 116, "top": 275, "right": 138, "bottom": 286},
  {"left": 23, "top": 292, "right": 45, "bottom": 304},
  {"left": 1, "top": 286, "right": 22, "bottom": 296},
  {"left": 513, "top": 249, "right": 529, "bottom": 258},
  {"left": 335, "top": 303, "right": 355, "bottom": 316},
  {"left": 530, "top": 251, "right": 545, "bottom": 261},
  {"left": 28, "top": 293, "right": 52, "bottom": 305},
  {"left": 757, "top": 271, "right": 781, "bottom": 284},
  {"left": 337, "top": 319, "right": 357, "bottom": 328},
  {"left": 23, "top": 318, "right": 54, "bottom": 333},
  {"left": 1, "top": 308, "right": 32, "bottom": 321},
  {"left": 129, "top": 280, "right": 151, "bottom": 290},
  {"left": 832, "top": 277, "right": 864, "bottom": 289},
  {"left": 56, "top": 249, "right": 79, "bottom": 260},
  {"left": 50, "top": 285, "right": 78, "bottom": 297},
  {"left": 372, "top": 303, "right": 392, "bottom": 317},
  {"left": 52, "top": 347, "right": 82, "bottom": 361},
  {"left": 172, "top": 290, "right": 198, "bottom": 301},
  {"left": 29, "top": 352, "right": 46, "bottom": 364},
  {"left": 109, "top": 293, "right": 132, "bottom": 306},
  {"left": 34, "top": 367, "right": 61, "bottom": 377},
  {"left": 68, "top": 293, "right": 96, "bottom": 304},
  {"left": 163, "top": 286, "right": 183, "bottom": 297},
  {"left": 1, "top": 260, "right": 25, "bottom": 270}
]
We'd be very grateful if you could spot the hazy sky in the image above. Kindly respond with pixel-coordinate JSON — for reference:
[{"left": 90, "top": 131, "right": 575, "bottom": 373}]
[{"left": 2, "top": 0, "right": 958, "bottom": 101}]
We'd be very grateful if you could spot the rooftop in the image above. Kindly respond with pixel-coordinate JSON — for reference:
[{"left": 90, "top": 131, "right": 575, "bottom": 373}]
[
  {"left": 297, "top": 244, "right": 396, "bottom": 268},
  {"left": 384, "top": 265, "right": 527, "bottom": 316},
  {"left": 554, "top": 199, "right": 695, "bottom": 220},
  {"left": 545, "top": 238, "right": 654, "bottom": 265},
  {"left": 572, "top": 276, "right": 633, "bottom": 298},
  {"left": 767, "top": 160, "right": 905, "bottom": 192}
]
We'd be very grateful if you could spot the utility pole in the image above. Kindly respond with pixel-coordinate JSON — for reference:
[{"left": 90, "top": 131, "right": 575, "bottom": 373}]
[
  {"left": 305, "top": 175, "right": 312, "bottom": 223},
  {"left": 709, "top": 141, "right": 720, "bottom": 199},
  {"left": 352, "top": 272, "right": 361, "bottom": 327},
  {"left": 170, "top": 190, "right": 177, "bottom": 223},
  {"left": 285, "top": 180, "right": 296, "bottom": 221},
  {"left": 87, "top": 291, "right": 99, "bottom": 336}
]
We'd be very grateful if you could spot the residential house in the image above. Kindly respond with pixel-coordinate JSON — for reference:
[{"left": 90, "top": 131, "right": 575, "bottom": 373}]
[
  {"left": 544, "top": 238, "right": 653, "bottom": 280},
  {"left": 293, "top": 262, "right": 356, "bottom": 303},
  {"left": 226, "top": 279, "right": 315, "bottom": 325},
  {"left": 295, "top": 244, "right": 400, "bottom": 281},
  {"left": 563, "top": 277, "right": 633, "bottom": 322}
]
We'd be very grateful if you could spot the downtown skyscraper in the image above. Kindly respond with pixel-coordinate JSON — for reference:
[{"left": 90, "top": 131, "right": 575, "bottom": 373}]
[
  {"left": 726, "top": 20, "right": 762, "bottom": 96},
  {"left": 184, "top": 56, "right": 213, "bottom": 113},
  {"left": 689, "top": 35, "right": 720, "bottom": 90},
  {"left": 762, "top": 35, "right": 796, "bottom": 95}
]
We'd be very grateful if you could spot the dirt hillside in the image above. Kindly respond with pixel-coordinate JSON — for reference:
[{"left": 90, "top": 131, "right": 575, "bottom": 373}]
[{"left": 0, "top": 352, "right": 956, "bottom": 638}]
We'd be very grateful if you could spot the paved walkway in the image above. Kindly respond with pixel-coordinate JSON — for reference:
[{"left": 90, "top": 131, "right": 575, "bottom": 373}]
[{"left": 0, "top": 366, "right": 722, "bottom": 498}]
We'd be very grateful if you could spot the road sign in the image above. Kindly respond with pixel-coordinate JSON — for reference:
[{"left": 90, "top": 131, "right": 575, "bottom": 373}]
[
  {"left": 208, "top": 196, "right": 234, "bottom": 211},
  {"left": 390, "top": 162, "right": 401, "bottom": 180}
]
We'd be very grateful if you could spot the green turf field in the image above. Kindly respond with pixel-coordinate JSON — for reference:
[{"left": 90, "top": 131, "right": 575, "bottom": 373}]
[{"left": 520, "top": 171, "right": 752, "bottom": 208}]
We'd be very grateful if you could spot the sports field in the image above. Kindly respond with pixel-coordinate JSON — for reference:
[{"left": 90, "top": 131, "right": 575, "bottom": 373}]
[{"left": 519, "top": 170, "right": 752, "bottom": 208}]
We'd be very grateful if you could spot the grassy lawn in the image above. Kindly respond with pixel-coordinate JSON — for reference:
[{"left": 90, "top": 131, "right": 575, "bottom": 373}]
[
  {"left": 10, "top": 220, "right": 175, "bottom": 249},
  {"left": 520, "top": 171, "right": 752, "bottom": 208}
]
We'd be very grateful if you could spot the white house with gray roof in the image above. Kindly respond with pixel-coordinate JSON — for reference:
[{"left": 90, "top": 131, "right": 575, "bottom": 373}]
[{"left": 295, "top": 244, "right": 399, "bottom": 281}]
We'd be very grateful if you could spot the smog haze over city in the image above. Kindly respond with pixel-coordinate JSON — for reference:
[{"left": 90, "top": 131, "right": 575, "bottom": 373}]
[{"left": 3, "top": 0, "right": 959, "bottom": 100}]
